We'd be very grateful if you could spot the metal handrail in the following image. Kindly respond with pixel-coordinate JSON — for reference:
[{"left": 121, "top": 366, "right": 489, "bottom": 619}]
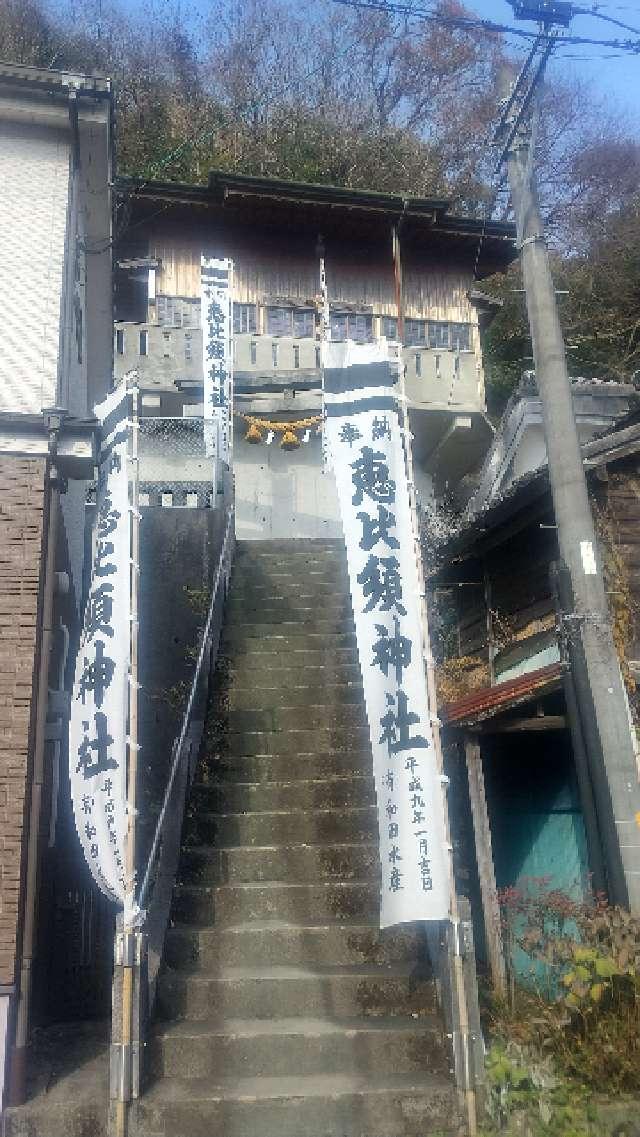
[{"left": 137, "top": 504, "right": 234, "bottom": 913}]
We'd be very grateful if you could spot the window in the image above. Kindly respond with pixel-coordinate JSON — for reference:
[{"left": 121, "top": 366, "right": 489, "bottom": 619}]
[
  {"left": 233, "top": 303, "right": 257, "bottom": 335},
  {"left": 250, "top": 341, "right": 257, "bottom": 365},
  {"left": 266, "top": 306, "right": 315, "bottom": 337},
  {"left": 450, "top": 322, "right": 471, "bottom": 351},
  {"left": 330, "top": 311, "right": 373, "bottom": 343},
  {"left": 115, "top": 329, "right": 125, "bottom": 355},
  {"left": 184, "top": 331, "right": 192, "bottom": 362},
  {"left": 415, "top": 352, "right": 422, "bottom": 377},
  {"left": 267, "top": 307, "right": 291, "bottom": 336},
  {"left": 381, "top": 316, "right": 398, "bottom": 340},
  {"left": 404, "top": 319, "right": 472, "bottom": 350},
  {"left": 428, "top": 321, "right": 450, "bottom": 349},
  {"left": 272, "top": 342, "right": 279, "bottom": 368},
  {"left": 293, "top": 309, "right": 314, "bottom": 338},
  {"left": 315, "top": 346, "right": 321, "bottom": 368},
  {"left": 162, "top": 331, "right": 171, "bottom": 358},
  {"left": 139, "top": 330, "right": 148, "bottom": 357},
  {"left": 404, "top": 319, "right": 427, "bottom": 346},
  {"left": 293, "top": 344, "right": 300, "bottom": 369},
  {"left": 156, "top": 295, "right": 200, "bottom": 328}
]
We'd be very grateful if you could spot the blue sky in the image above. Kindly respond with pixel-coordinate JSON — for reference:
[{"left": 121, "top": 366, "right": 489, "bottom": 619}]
[{"left": 478, "top": 0, "right": 640, "bottom": 124}]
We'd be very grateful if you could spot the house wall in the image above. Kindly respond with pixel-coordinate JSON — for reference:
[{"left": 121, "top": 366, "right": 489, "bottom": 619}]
[
  {"left": 0, "top": 457, "right": 46, "bottom": 987},
  {"left": 148, "top": 227, "right": 476, "bottom": 321},
  {"left": 456, "top": 529, "right": 556, "bottom": 654},
  {"left": 0, "top": 122, "right": 70, "bottom": 415}
]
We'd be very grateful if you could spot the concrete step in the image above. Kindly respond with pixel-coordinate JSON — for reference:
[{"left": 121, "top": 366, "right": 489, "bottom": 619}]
[
  {"left": 225, "top": 680, "right": 364, "bottom": 710},
  {"left": 225, "top": 703, "right": 366, "bottom": 736},
  {"left": 226, "top": 663, "right": 362, "bottom": 692},
  {"left": 171, "top": 880, "right": 379, "bottom": 925},
  {"left": 231, "top": 550, "right": 348, "bottom": 566},
  {"left": 184, "top": 804, "right": 377, "bottom": 846},
  {"left": 234, "top": 538, "right": 346, "bottom": 556},
  {"left": 138, "top": 1072, "right": 460, "bottom": 1137},
  {"left": 225, "top": 598, "right": 353, "bottom": 621},
  {"left": 228, "top": 583, "right": 352, "bottom": 603},
  {"left": 150, "top": 1015, "right": 449, "bottom": 1080},
  {"left": 189, "top": 776, "right": 374, "bottom": 813},
  {"left": 179, "top": 842, "right": 380, "bottom": 885},
  {"left": 213, "top": 749, "right": 372, "bottom": 782},
  {"left": 221, "top": 723, "right": 371, "bottom": 757},
  {"left": 222, "top": 627, "right": 357, "bottom": 649},
  {"left": 225, "top": 649, "right": 360, "bottom": 677},
  {"left": 164, "top": 921, "right": 425, "bottom": 971},
  {"left": 156, "top": 964, "right": 438, "bottom": 1022},
  {"left": 230, "top": 570, "right": 351, "bottom": 593}
]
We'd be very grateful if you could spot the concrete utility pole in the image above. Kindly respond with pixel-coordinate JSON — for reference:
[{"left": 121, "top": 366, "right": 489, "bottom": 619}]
[{"left": 497, "top": 52, "right": 640, "bottom": 910}]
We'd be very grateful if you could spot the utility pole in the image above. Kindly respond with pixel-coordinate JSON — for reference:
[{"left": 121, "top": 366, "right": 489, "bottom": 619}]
[{"left": 495, "top": 16, "right": 640, "bottom": 911}]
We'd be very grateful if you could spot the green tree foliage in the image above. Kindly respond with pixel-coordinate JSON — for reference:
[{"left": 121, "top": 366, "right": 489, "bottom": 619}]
[{"left": 483, "top": 181, "right": 640, "bottom": 414}]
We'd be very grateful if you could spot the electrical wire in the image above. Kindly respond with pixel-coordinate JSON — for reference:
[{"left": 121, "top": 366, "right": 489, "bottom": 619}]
[
  {"left": 573, "top": 4, "right": 640, "bottom": 36},
  {"left": 327, "top": 0, "right": 640, "bottom": 52}
]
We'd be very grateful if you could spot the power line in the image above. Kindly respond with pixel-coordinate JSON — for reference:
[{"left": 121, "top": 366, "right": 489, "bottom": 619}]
[
  {"left": 327, "top": 0, "right": 640, "bottom": 52},
  {"left": 573, "top": 4, "right": 640, "bottom": 36}
]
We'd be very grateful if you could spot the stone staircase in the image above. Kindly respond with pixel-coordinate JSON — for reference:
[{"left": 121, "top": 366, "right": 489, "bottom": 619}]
[{"left": 139, "top": 539, "right": 462, "bottom": 1137}]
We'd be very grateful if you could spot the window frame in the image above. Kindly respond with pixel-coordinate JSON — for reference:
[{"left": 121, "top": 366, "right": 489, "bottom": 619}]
[
  {"left": 329, "top": 310, "right": 374, "bottom": 344},
  {"left": 404, "top": 319, "right": 427, "bottom": 347},
  {"left": 233, "top": 303, "right": 257, "bottom": 336}
]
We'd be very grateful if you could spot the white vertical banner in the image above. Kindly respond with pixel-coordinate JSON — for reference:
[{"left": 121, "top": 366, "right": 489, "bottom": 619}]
[
  {"left": 69, "top": 385, "right": 129, "bottom": 904},
  {"left": 201, "top": 256, "right": 233, "bottom": 464},
  {"left": 324, "top": 341, "right": 449, "bottom": 927}
]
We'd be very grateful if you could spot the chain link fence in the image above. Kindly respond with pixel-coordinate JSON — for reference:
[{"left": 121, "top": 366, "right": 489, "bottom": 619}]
[{"left": 138, "top": 417, "right": 215, "bottom": 508}]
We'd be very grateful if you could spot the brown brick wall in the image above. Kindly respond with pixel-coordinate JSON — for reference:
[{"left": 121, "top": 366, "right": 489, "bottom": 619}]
[{"left": 0, "top": 456, "right": 46, "bottom": 987}]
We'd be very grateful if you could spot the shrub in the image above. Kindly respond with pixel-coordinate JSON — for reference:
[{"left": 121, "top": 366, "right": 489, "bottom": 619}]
[{"left": 492, "top": 882, "right": 640, "bottom": 1095}]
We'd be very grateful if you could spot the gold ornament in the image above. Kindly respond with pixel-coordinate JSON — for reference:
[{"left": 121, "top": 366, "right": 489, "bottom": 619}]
[
  {"left": 280, "top": 428, "right": 300, "bottom": 450},
  {"left": 239, "top": 413, "right": 322, "bottom": 444}
]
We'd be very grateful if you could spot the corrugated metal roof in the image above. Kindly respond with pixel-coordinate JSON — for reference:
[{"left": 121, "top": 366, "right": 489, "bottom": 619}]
[{"left": 441, "top": 661, "right": 564, "bottom": 727}]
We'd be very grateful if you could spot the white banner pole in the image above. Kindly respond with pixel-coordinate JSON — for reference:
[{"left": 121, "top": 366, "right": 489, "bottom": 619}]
[
  {"left": 393, "top": 224, "right": 477, "bottom": 1136},
  {"left": 125, "top": 379, "right": 140, "bottom": 928}
]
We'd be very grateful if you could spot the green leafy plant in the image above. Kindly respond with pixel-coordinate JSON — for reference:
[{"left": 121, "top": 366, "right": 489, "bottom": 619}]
[{"left": 494, "top": 882, "right": 640, "bottom": 1095}]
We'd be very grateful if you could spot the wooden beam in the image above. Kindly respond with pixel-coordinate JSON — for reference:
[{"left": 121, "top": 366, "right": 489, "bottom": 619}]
[
  {"left": 464, "top": 733, "right": 507, "bottom": 995},
  {"left": 479, "top": 714, "right": 567, "bottom": 734}
]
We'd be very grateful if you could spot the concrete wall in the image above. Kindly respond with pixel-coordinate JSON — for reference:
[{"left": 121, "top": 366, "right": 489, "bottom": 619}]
[
  {"left": 235, "top": 434, "right": 342, "bottom": 540},
  {"left": 137, "top": 506, "right": 226, "bottom": 870},
  {"left": 0, "top": 122, "right": 70, "bottom": 414}
]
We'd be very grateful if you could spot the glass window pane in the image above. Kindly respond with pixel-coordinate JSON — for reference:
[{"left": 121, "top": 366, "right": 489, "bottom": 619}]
[
  {"left": 293, "top": 309, "right": 314, "bottom": 338},
  {"left": 382, "top": 316, "right": 398, "bottom": 339},
  {"left": 405, "top": 319, "right": 426, "bottom": 346},
  {"left": 428, "top": 321, "right": 450, "bottom": 349},
  {"left": 451, "top": 323, "right": 471, "bottom": 351},
  {"left": 234, "top": 304, "right": 256, "bottom": 334},
  {"left": 351, "top": 314, "right": 373, "bottom": 342},
  {"left": 330, "top": 312, "right": 348, "bottom": 341},
  {"left": 267, "top": 307, "right": 292, "bottom": 336}
]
